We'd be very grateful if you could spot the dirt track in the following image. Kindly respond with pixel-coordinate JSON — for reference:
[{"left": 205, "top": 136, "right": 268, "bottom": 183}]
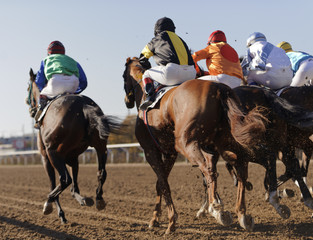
[{"left": 0, "top": 161, "right": 312, "bottom": 240}]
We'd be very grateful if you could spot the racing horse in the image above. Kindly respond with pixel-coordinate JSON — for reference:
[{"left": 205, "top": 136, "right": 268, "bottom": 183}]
[
  {"left": 123, "top": 57, "right": 271, "bottom": 233},
  {"left": 277, "top": 85, "right": 313, "bottom": 196},
  {"left": 196, "top": 85, "right": 313, "bottom": 218},
  {"left": 27, "top": 68, "right": 121, "bottom": 223}
]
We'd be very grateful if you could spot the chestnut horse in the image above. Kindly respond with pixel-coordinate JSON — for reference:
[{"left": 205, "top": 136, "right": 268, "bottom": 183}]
[
  {"left": 123, "top": 57, "right": 271, "bottom": 233},
  {"left": 27, "top": 68, "right": 121, "bottom": 223}
]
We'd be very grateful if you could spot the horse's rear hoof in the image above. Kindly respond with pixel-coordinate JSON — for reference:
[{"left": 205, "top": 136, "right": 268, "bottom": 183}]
[
  {"left": 304, "top": 198, "right": 313, "bottom": 210},
  {"left": 239, "top": 214, "right": 254, "bottom": 231},
  {"left": 96, "top": 199, "right": 106, "bottom": 210},
  {"left": 83, "top": 197, "right": 94, "bottom": 207},
  {"left": 196, "top": 208, "right": 207, "bottom": 218},
  {"left": 43, "top": 201, "right": 53, "bottom": 215},
  {"left": 149, "top": 219, "right": 160, "bottom": 228},
  {"left": 277, "top": 205, "right": 291, "bottom": 219},
  {"left": 246, "top": 181, "right": 253, "bottom": 191},
  {"left": 216, "top": 211, "right": 233, "bottom": 226}
]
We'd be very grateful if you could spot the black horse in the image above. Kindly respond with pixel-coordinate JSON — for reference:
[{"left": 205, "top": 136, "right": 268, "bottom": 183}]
[
  {"left": 196, "top": 85, "right": 313, "bottom": 219},
  {"left": 27, "top": 68, "right": 121, "bottom": 223}
]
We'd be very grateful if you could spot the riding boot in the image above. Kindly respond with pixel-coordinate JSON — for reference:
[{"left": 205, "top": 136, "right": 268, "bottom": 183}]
[
  {"left": 140, "top": 78, "right": 155, "bottom": 110},
  {"left": 34, "top": 95, "right": 49, "bottom": 129}
]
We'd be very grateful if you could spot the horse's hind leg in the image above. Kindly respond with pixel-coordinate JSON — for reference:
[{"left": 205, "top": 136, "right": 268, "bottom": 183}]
[
  {"left": 94, "top": 145, "right": 108, "bottom": 211},
  {"left": 42, "top": 155, "right": 67, "bottom": 223},
  {"left": 233, "top": 163, "right": 254, "bottom": 231},
  {"left": 70, "top": 159, "right": 94, "bottom": 207},
  {"left": 196, "top": 172, "right": 209, "bottom": 218}
]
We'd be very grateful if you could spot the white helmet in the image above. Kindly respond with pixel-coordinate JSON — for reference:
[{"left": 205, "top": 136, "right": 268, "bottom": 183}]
[{"left": 246, "top": 32, "right": 267, "bottom": 47}]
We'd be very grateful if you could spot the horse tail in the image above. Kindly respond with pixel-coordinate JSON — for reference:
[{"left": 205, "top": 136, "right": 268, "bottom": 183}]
[
  {"left": 83, "top": 105, "right": 122, "bottom": 140},
  {"left": 262, "top": 88, "right": 313, "bottom": 130},
  {"left": 219, "top": 86, "right": 268, "bottom": 149}
]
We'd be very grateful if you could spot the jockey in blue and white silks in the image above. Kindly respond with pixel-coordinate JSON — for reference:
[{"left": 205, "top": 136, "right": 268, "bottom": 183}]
[
  {"left": 241, "top": 32, "right": 293, "bottom": 90},
  {"left": 277, "top": 41, "right": 313, "bottom": 86}
]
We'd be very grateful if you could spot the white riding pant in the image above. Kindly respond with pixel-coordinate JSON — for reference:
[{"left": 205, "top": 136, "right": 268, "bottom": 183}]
[
  {"left": 198, "top": 74, "right": 242, "bottom": 89},
  {"left": 40, "top": 74, "right": 79, "bottom": 99},
  {"left": 247, "top": 65, "right": 293, "bottom": 90},
  {"left": 291, "top": 58, "right": 313, "bottom": 86},
  {"left": 142, "top": 63, "right": 196, "bottom": 86}
]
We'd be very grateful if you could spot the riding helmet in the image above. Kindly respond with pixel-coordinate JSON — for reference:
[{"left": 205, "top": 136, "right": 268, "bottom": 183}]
[
  {"left": 207, "top": 30, "right": 227, "bottom": 44},
  {"left": 246, "top": 32, "right": 267, "bottom": 48},
  {"left": 154, "top": 17, "right": 176, "bottom": 36},
  {"left": 277, "top": 41, "right": 293, "bottom": 52},
  {"left": 47, "top": 41, "right": 65, "bottom": 55}
]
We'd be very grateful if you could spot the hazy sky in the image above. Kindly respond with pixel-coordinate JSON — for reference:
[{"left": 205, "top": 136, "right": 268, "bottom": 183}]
[{"left": 1, "top": 0, "right": 313, "bottom": 137}]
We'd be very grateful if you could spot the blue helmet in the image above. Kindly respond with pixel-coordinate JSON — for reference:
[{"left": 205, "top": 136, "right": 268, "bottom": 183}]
[{"left": 246, "top": 32, "right": 267, "bottom": 47}]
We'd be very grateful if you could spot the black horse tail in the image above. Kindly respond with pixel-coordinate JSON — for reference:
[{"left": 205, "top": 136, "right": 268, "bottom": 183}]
[
  {"left": 262, "top": 88, "right": 313, "bottom": 130},
  {"left": 218, "top": 84, "right": 268, "bottom": 149},
  {"left": 83, "top": 105, "right": 122, "bottom": 140}
]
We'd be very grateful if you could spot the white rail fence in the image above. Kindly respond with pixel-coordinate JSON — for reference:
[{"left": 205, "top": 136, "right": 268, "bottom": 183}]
[{"left": 0, "top": 143, "right": 145, "bottom": 165}]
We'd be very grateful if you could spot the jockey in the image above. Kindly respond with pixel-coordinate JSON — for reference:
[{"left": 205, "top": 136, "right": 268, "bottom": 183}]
[
  {"left": 139, "top": 17, "right": 196, "bottom": 110},
  {"left": 241, "top": 32, "right": 293, "bottom": 90},
  {"left": 192, "top": 30, "right": 243, "bottom": 88},
  {"left": 277, "top": 41, "right": 313, "bottom": 86},
  {"left": 34, "top": 41, "right": 87, "bottom": 127}
]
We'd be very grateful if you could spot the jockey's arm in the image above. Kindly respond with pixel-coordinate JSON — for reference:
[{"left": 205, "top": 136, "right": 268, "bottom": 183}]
[
  {"left": 75, "top": 63, "right": 87, "bottom": 94},
  {"left": 35, "top": 61, "right": 47, "bottom": 91}
]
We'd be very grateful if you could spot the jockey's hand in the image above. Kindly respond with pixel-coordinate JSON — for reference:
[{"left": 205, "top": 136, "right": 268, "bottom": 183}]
[{"left": 139, "top": 56, "right": 151, "bottom": 70}]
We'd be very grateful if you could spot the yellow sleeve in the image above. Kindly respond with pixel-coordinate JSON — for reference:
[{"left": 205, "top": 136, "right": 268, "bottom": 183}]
[{"left": 141, "top": 45, "right": 154, "bottom": 59}]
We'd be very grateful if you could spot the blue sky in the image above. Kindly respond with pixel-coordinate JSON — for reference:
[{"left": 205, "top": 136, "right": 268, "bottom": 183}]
[{"left": 1, "top": 0, "right": 312, "bottom": 137}]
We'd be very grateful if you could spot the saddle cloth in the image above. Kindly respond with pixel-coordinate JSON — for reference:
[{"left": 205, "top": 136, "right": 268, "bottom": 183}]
[{"left": 146, "top": 86, "right": 176, "bottom": 110}]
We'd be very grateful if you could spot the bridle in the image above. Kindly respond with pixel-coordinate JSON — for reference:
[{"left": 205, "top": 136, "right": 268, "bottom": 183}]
[{"left": 27, "top": 81, "right": 37, "bottom": 117}]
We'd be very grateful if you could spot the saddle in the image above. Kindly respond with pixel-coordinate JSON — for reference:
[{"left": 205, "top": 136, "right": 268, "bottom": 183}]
[{"left": 143, "top": 86, "right": 176, "bottom": 111}]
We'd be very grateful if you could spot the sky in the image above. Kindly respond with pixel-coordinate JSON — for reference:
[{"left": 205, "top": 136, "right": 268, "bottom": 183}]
[{"left": 1, "top": 0, "right": 313, "bottom": 138}]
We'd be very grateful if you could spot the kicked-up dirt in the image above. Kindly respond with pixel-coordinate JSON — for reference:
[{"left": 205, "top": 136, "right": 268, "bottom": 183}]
[{"left": 0, "top": 161, "right": 312, "bottom": 239}]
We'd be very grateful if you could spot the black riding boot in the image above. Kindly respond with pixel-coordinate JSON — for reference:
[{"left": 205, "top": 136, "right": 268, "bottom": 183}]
[
  {"left": 140, "top": 80, "right": 155, "bottom": 110},
  {"left": 34, "top": 95, "right": 49, "bottom": 129}
]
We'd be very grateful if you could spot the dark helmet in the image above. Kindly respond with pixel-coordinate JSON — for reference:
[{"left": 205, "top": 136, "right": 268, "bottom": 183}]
[
  {"left": 154, "top": 17, "right": 176, "bottom": 36},
  {"left": 207, "top": 30, "right": 227, "bottom": 44},
  {"left": 47, "top": 41, "right": 65, "bottom": 55}
]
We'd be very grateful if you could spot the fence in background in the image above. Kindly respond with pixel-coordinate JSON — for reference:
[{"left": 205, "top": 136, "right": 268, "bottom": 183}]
[{"left": 0, "top": 143, "right": 144, "bottom": 165}]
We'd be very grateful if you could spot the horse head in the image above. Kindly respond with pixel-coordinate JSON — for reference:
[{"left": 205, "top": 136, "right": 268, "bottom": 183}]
[
  {"left": 26, "top": 68, "right": 40, "bottom": 118},
  {"left": 123, "top": 57, "right": 146, "bottom": 109}
]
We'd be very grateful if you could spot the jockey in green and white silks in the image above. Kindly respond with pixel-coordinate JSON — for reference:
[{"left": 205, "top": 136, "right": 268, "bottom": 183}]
[
  {"left": 35, "top": 41, "right": 87, "bottom": 99},
  {"left": 241, "top": 32, "right": 293, "bottom": 90},
  {"left": 277, "top": 41, "right": 313, "bottom": 86}
]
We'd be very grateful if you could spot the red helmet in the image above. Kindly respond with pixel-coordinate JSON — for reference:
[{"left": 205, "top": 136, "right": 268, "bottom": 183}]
[
  {"left": 47, "top": 41, "right": 65, "bottom": 55},
  {"left": 207, "top": 30, "right": 227, "bottom": 44}
]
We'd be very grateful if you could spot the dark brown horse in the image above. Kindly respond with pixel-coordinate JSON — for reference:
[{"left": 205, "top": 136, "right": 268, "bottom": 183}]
[
  {"left": 27, "top": 68, "right": 121, "bottom": 223},
  {"left": 123, "top": 57, "right": 272, "bottom": 233},
  {"left": 277, "top": 86, "right": 313, "bottom": 196},
  {"left": 196, "top": 85, "right": 313, "bottom": 219}
]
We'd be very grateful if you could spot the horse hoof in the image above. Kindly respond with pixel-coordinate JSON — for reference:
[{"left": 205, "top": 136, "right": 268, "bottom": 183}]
[
  {"left": 246, "top": 181, "right": 253, "bottom": 191},
  {"left": 239, "top": 214, "right": 254, "bottom": 231},
  {"left": 196, "top": 209, "right": 207, "bottom": 218},
  {"left": 277, "top": 205, "right": 291, "bottom": 219},
  {"left": 264, "top": 192, "right": 269, "bottom": 202},
  {"left": 83, "top": 197, "right": 94, "bottom": 207},
  {"left": 149, "top": 219, "right": 160, "bottom": 228},
  {"left": 43, "top": 201, "right": 53, "bottom": 215},
  {"left": 216, "top": 211, "right": 233, "bottom": 226},
  {"left": 165, "top": 225, "right": 176, "bottom": 234},
  {"left": 304, "top": 199, "right": 313, "bottom": 210},
  {"left": 309, "top": 186, "right": 313, "bottom": 195},
  {"left": 283, "top": 188, "right": 295, "bottom": 198},
  {"left": 96, "top": 199, "right": 106, "bottom": 210}
]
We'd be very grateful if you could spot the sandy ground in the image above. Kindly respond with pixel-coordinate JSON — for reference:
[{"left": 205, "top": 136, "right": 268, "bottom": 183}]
[{"left": 0, "top": 161, "right": 312, "bottom": 240}]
